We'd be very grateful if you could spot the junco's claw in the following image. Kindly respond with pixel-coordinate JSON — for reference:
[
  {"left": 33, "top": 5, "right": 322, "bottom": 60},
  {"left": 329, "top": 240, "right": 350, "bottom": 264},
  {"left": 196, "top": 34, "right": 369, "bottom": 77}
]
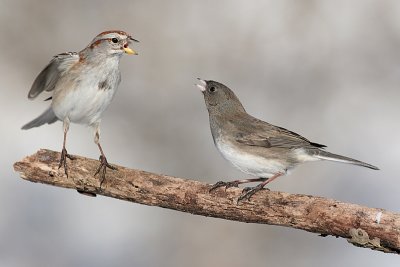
[
  {"left": 209, "top": 180, "right": 240, "bottom": 192},
  {"left": 237, "top": 184, "right": 267, "bottom": 203},
  {"left": 224, "top": 180, "right": 241, "bottom": 189},
  {"left": 209, "top": 181, "right": 226, "bottom": 192}
]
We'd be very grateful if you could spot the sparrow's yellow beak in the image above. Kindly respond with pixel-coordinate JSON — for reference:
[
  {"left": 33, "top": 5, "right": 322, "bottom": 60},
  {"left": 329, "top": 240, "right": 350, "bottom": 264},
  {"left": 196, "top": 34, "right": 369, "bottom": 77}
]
[{"left": 123, "top": 47, "right": 138, "bottom": 55}]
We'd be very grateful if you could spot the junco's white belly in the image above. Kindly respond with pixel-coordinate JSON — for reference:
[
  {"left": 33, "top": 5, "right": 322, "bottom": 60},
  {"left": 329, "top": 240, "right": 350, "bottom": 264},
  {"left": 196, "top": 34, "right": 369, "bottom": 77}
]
[{"left": 215, "top": 139, "right": 286, "bottom": 178}]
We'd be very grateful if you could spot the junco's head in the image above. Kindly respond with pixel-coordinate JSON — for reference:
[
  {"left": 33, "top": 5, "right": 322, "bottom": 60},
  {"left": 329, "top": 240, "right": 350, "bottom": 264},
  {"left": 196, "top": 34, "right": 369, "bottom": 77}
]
[{"left": 197, "top": 79, "right": 245, "bottom": 114}]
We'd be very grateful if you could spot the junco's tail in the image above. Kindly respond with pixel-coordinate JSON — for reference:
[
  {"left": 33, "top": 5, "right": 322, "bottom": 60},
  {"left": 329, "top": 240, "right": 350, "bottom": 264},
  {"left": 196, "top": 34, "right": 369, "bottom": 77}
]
[
  {"left": 21, "top": 107, "right": 58, "bottom": 130},
  {"left": 314, "top": 150, "right": 379, "bottom": 170}
]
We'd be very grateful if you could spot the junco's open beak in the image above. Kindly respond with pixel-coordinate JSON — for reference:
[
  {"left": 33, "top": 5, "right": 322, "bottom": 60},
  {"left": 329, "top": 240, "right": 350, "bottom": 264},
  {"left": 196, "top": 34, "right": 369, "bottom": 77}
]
[
  {"left": 123, "top": 46, "right": 138, "bottom": 55},
  {"left": 196, "top": 78, "right": 206, "bottom": 92}
]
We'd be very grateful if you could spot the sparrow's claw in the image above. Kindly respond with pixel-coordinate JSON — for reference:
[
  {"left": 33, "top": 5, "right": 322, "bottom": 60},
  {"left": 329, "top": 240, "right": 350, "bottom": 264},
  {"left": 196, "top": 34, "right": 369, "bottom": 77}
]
[
  {"left": 58, "top": 148, "right": 75, "bottom": 177},
  {"left": 95, "top": 155, "right": 117, "bottom": 187}
]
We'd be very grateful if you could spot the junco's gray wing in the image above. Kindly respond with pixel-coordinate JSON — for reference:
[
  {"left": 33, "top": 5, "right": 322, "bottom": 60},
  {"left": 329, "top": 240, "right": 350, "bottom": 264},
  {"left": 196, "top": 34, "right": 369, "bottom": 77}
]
[
  {"left": 235, "top": 116, "right": 326, "bottom": 149},
  {"left": 233, "top": 116, "right": 379, "bottom": 170},
  {"left": 28, "top": 52, "right": 79, "bottom": 99}
]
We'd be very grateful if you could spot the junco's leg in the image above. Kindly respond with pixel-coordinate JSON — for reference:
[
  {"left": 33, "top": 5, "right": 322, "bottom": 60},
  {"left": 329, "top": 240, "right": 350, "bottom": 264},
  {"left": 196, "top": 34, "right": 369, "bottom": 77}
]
[{"left": 237, "top": 172, "right": 283, "bottom": 203}]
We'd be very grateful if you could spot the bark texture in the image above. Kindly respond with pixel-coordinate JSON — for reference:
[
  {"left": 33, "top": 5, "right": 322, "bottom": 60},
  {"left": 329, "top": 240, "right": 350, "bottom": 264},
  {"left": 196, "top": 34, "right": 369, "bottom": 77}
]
[{"left": 13, "top": 149, "right": 400, "bottom": 254}]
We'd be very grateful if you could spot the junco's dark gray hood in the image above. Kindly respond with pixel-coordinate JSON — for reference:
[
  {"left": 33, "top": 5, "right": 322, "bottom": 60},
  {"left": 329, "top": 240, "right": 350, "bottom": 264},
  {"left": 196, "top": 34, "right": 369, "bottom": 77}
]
[{"left": 197, "top": 78, "right": 245, "bottom": 115}]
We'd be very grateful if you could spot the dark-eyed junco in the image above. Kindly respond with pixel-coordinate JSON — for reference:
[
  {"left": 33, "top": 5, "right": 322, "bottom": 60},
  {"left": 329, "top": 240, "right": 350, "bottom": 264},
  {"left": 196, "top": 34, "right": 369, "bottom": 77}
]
[
  {"left": 22, "top": 30, "right": 138, "bottom": 183},
  {"left": 196, "top": 79, "right": 379, "bottom": 202}
]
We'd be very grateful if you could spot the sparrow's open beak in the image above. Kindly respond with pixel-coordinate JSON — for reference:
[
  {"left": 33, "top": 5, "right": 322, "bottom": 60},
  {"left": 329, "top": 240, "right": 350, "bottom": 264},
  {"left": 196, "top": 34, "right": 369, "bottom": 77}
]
[
  {"left": 123, "top": 46, "right": 138, "bottom": 55},
  {"left": 124, "top": 37, "right": 139, "bottom": 55},
  {"left": 129, "top": 37, "right": 140, "bottom": 43}
]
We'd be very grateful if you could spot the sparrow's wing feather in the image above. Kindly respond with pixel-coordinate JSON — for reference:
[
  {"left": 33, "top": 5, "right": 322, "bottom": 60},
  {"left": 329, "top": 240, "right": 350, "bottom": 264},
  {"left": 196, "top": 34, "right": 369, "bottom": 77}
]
[
  {"left": 235, "top": 117, "right": 326, "bottom": 149},
  {"left": 28, "top": 52, "right": 79, "bottom": 99}
]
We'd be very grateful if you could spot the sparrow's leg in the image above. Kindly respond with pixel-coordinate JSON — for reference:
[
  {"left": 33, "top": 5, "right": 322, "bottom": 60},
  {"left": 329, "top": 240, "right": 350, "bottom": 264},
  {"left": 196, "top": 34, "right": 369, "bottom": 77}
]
[
  {"left": 58, "top": 117, "right": 75, "bottom": 177},
  {"left": 237, "top": 172, "right": 284, "bottom": 203},
  {"left": 93, "top": 123, "right": 117, "bottom": 186},
  {"left": 209, "top": 178, "right": 268, "bottom": 192}
]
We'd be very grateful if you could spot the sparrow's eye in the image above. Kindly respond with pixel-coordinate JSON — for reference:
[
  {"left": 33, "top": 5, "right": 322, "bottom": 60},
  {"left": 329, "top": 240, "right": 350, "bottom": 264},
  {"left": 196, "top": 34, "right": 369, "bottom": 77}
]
[
  {"left": 209, "top": 86, "right": 216, "bottom": 93},
  {"left": 111, "top": 38, "right": 119, "bottom": 43}
]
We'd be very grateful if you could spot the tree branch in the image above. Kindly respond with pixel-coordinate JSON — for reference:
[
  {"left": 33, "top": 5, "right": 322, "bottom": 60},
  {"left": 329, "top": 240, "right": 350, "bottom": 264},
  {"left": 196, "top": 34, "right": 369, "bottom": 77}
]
[{"left": 13, "top": 149, "right": 400, "bottom": 254}]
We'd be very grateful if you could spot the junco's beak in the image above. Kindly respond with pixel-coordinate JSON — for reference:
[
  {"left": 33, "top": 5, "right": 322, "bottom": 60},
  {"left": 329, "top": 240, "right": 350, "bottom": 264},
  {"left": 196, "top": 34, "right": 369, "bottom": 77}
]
[{"left": 196, "top": 78, "right": 206, "bottom": 92}]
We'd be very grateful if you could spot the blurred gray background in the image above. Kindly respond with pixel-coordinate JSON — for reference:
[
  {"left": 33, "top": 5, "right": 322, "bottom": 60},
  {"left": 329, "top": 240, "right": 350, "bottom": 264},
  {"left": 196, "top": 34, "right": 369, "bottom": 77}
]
[{"left": 1, "top": 0, "right": 400, "bottom": 266}]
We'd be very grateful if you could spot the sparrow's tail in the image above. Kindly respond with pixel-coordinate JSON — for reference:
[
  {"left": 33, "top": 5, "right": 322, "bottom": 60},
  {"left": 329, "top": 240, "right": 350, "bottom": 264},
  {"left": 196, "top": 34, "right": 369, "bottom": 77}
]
[
  {"left": 313, "top": 150, "right": 379, "bottom": 170},
  {"left": 21, "top": 107, "right": 58, "bottom": 130}
]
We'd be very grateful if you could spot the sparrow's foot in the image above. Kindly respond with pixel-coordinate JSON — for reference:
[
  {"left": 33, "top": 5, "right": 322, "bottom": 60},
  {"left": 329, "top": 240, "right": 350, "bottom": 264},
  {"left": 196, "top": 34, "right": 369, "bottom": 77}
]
[
  {"left": 58, "top": 148, "right": 75, "bottom": 177},
  {"left": 95, "top": 155, "right": 117, "bottom": 187},
  {"left": 237, "top": 184, "right": 270, "bottom": 203}
]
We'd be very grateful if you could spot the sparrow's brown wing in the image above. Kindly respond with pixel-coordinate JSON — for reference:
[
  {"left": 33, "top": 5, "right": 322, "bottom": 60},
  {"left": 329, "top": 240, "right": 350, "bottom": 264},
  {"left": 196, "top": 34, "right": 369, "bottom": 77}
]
[
  {"left": 235, "top": 117, "right": 326, "bottom": 149},
  {"left": 28, "top": 52, "right": 79, "bottom": 99}
]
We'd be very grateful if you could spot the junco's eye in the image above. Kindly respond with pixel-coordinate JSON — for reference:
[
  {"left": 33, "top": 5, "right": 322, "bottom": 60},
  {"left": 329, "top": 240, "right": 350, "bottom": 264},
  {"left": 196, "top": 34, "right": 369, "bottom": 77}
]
[
  {"left": 111, "top": 38, "right": 119, "bottom": 43},
  {"left": 209, "top": 87, "right": 216, "bottom": 93}
]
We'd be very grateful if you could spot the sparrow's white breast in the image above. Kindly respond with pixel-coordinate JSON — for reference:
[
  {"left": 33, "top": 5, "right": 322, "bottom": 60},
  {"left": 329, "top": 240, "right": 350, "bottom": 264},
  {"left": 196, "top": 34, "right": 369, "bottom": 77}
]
[{"left": 51, "top": 58, "right": 121, "bottom": 126}]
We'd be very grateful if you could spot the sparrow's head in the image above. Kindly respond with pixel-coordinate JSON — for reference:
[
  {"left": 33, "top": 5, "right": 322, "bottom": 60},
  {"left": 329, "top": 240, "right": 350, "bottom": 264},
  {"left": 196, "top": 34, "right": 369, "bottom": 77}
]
[
  {"left": 196, "top": 79, "right": 245, "bottom": 114},
  {"left": 84, "top": 30, "right": 139, "bottom": 57}
]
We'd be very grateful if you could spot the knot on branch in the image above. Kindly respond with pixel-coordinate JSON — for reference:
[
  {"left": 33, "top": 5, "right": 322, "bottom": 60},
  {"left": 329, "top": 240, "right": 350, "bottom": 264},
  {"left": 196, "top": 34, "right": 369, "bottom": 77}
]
[
  {"left": 347, "top": 228, "right": 397, "bottom": 253},
  {"left": 348, "top": 228, "right": 381, "bottom": 247}
]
